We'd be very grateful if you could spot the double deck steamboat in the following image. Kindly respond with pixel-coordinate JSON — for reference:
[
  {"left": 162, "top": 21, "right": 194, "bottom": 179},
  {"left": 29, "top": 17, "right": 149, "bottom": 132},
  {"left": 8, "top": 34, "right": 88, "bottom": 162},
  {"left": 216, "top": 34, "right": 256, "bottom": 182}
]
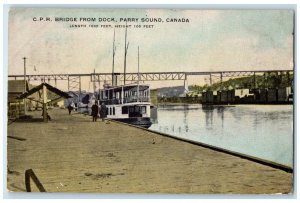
[
  {"left": 98, "top": 83, "right": 152, "bottom": 128},
  {"left": 97, "top": 26, "right": 152, "bottom": 128}
]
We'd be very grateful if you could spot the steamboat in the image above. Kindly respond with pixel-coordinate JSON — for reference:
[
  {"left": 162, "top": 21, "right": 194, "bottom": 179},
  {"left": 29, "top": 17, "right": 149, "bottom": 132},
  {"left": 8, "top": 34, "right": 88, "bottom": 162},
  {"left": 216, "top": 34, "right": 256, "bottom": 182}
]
[
  {"left": 99, "top": 83, "right": 152, "bottom": 128},
  {"left": 97, "top": 27, "right": 152, "bottom": 128}
]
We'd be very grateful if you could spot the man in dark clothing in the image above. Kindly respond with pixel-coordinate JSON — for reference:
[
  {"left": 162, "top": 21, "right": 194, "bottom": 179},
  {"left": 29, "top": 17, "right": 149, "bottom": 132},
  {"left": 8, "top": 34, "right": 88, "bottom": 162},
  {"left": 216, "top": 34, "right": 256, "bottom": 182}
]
[
  {"left": 91, "top": 102, "right": 99, "bottom": 122},
  {"left": 67, "top": 104, "right": 73, "bottom": 115},
  {"left": 100, "top": 103, "right": 107, "bottom": 122}
]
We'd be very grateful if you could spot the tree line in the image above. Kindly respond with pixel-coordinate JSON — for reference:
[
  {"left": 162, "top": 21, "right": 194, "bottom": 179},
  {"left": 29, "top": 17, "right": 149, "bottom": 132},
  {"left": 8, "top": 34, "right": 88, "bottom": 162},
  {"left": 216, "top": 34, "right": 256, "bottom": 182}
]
[{"left": 190, "top": 72, "right": 293, "bottom": 94}]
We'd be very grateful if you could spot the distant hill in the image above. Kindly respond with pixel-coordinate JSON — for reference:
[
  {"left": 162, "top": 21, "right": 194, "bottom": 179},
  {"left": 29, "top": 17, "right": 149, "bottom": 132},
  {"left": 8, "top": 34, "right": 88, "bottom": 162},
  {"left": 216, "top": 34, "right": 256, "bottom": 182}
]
[
  {"left": 190, "top": 73, "right": 293, "bottom": 94},
  {"left": 156, "top": 86, "right": 187, "bottom": 98},
  {"left": 154, "top": 73, "right": 293, "bottom": 98}
]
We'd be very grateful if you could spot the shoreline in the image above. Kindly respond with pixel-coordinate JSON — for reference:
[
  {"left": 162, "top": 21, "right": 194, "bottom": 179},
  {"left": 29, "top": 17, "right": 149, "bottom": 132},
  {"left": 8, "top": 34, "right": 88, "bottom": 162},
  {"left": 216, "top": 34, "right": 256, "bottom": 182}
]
[
  {"left": 112, "top": 119, "right": 293, "bottom": 173},
  {"left": 157, "top": 102, "right": 293, "bottom": 107}
]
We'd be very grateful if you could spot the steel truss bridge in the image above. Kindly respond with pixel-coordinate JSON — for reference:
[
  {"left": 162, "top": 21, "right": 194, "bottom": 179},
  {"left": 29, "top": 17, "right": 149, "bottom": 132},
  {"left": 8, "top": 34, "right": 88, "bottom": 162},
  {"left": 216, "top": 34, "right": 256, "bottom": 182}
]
[{"left": 8, "top": 70, "right": 293, "bottom": 98}]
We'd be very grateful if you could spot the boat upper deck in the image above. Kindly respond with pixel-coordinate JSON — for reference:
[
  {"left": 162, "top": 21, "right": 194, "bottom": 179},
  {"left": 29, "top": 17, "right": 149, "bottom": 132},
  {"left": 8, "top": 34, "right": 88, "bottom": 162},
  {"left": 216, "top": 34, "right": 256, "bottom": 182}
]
[{"left": 99, "top": 84, "right": 151, "bottom": 105}]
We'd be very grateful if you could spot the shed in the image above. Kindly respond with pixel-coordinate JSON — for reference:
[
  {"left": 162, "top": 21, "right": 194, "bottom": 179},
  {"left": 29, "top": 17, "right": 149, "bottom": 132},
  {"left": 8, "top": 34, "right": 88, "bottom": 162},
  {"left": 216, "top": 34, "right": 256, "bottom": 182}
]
[{"left": 17, "top": 83, "right": 72, "bottom": 122}]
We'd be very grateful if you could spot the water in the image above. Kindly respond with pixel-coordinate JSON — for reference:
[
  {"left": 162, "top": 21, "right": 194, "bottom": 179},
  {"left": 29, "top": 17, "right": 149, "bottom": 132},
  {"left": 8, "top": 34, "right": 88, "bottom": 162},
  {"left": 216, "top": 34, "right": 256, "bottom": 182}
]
[{"left": 149, "top": 104, "right": 293, "bottom": 167}]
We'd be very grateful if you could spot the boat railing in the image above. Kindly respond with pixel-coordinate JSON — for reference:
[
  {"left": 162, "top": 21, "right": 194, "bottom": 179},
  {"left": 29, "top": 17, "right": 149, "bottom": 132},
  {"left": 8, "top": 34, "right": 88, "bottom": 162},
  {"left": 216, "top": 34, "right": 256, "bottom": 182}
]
[
  {"left": 125, "top": 96, "right": 150, "bottom": 103},
  {"left": 100, "top": 96, "right": 150, "bottom": 105}
]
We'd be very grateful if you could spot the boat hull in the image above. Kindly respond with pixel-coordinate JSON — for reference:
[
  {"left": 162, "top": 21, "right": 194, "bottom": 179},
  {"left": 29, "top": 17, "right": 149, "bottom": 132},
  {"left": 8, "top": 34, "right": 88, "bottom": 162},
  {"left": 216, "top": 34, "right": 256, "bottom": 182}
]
[{"left": 112, "top": 117, "right": 152, "bottom": 128}]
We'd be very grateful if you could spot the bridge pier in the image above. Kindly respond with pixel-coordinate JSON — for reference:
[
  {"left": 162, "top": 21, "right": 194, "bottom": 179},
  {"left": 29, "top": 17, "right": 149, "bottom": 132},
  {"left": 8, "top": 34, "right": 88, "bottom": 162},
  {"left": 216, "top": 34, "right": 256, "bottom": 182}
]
[
  {"left": 220, "top": 72, "right": 223, "bottom": 90},
  {"left": 253, "top": 72, "right": 256, "bottom": 89},
  {"left": 184, "top": 79, "right": 189, "bottom": 94},
  {"left": 184, "top": 74, "right": 189, "bottom": 94},
  {"left": 67, "top": 76, "right": 70, "bottom": 92},
  {"left": 67, "top": 76, "right": 82, "bottom": 105}
]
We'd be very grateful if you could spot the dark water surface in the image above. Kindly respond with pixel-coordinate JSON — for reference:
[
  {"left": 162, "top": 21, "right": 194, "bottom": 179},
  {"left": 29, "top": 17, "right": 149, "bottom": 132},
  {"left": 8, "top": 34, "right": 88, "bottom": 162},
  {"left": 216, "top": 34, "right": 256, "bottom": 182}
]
[{"left": 149, "top": 104, "right": 293, "bottom": 167}]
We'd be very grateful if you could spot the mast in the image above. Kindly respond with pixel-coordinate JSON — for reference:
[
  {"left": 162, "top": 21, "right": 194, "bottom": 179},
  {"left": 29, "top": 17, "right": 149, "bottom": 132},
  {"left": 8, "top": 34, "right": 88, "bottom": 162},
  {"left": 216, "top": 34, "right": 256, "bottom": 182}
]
[
  {"left": 112, "top": 29, "right": 116, "bottom": 86},
  {"left": 124, "top": 24, "right": 129, "bottom": 85},
  {"left": 23, "top": 57, "right": 27, "bottom": 115}
]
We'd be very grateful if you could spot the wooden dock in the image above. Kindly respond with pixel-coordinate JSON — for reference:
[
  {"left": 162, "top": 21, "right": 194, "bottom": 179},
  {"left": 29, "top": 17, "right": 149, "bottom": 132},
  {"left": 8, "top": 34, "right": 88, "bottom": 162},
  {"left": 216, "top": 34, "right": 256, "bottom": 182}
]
[{"left": 7, "top": 108, "right": 293, "bottom": 194}]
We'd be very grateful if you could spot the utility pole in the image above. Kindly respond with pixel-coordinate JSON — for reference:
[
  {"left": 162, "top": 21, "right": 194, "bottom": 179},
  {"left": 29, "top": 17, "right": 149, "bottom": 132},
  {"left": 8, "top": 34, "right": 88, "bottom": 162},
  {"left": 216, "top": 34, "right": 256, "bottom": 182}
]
[
  {"left": 137, "top": 46, "right": 140, "bottom": 102},
  {"left": 23, "top": 57, "right": 27, "bottom": 115},
  {"left": 79, "top": 76, "right": 81, "bottom": 105}
]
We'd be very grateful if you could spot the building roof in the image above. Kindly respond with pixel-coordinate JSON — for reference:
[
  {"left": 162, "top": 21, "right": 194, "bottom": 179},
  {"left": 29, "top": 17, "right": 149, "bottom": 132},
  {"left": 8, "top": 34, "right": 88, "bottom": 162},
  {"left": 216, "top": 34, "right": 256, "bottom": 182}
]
[
  {"left": 17, "top": 83, "right": 72, "bottom": 101},
  {"left": 8, "top": 80, "right": 31, "bottom": 102},
  {"left": 8, "top": 80, "right": 29, "bottom": 93}
]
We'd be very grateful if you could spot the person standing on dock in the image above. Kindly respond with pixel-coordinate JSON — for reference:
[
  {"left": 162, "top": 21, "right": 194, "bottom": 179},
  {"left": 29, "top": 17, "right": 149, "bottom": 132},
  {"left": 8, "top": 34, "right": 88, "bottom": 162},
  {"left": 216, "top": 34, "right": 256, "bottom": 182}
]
[
  {"left": 100, "top": 102, "right": 107, "bottom": 122},
  {"left": 67, "top": 104, "right": 73, "bottom": 115},
  {"left": 91, "top": 101, "right": 99, "bottom": 122}
]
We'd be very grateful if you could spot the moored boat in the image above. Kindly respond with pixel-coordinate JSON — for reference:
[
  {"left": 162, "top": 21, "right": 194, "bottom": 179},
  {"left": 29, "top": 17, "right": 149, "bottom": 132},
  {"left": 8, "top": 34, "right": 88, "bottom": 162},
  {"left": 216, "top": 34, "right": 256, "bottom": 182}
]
[
  {"left": 98, "top": 83, "right": 152, "bottom": 128},
  {"left": 97, "top": 27, "right": 152, "bottom": 128}
]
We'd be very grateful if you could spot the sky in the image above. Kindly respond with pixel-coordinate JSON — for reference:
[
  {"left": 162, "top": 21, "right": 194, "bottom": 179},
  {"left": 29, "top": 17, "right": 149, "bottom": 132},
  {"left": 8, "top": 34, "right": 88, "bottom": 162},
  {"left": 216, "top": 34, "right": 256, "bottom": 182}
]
[{"left": 8, "top": 8, "right": 294, "bottom": 90}]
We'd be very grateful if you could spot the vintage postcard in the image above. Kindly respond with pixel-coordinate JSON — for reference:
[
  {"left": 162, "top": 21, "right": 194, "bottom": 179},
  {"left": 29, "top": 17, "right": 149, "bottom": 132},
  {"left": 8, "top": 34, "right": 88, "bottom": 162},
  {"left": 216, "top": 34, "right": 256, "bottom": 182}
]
[{"left": 7, "top": 8, "right": 294, "bottom": 194}]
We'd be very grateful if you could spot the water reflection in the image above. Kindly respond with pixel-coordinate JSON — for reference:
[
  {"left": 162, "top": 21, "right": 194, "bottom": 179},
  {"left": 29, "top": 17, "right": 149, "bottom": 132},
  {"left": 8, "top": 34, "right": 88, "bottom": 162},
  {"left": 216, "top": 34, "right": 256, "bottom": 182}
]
[
  {"left": 202, "top": 106, "right": 213, "bottom": 130},
  {"left": 150, "top": 104, "right": 293, "bottom": 167},
  {"left": 183, "top": 105, "right": 189, "bottom": 132},
  {"left": 202, "top": 105, "right": 230, "bottom": 130},
  {"left": 217, "top": 107, "right": 224, "bottom": 129}
]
